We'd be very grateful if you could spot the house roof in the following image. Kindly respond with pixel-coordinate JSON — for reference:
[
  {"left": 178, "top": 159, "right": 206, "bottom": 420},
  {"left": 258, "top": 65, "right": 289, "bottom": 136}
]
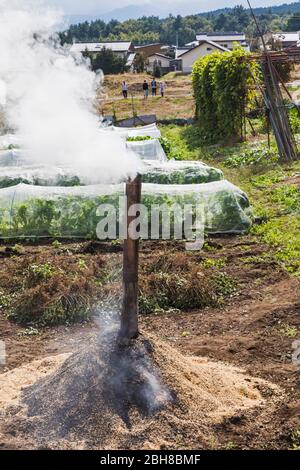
[
  {"left": 148, "top": 53, "right": 171, "bottom": 60},
  {"left": 196, "top": 32, "right": 246, "bottom": 42},
  {"left": 70, "top": 42, "right": 133, "bottom": 53},
  {"left": 272, "top": 32, "right": 299, "bottom": 43},
  {"left": 175, "top": 47, "right": 191, "bottom": 58},
  {"left": 126, "top": 52, "right": 136, "bottom": 67},
  {"left": 184, "top": 40, "right": 199, "bottom": 47},
  {"left": 135, "top": 43, "right": 163, "bottom": 49},
  {"left": 178, "top": 40, "right": 229, "bottom": 58}
]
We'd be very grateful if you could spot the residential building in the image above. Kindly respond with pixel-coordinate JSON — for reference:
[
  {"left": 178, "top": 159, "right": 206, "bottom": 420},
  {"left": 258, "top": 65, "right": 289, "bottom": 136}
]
[
  {"left": 195, "top": 32, "right": 249, "bottom": 51},
  {"left": 175, "top": 47, "right": 191, "bottom": 59},
  {"left": 134, "top": 43, "right": 167, "bottom": 59},
  {"left": 177, "top": 40, "right": 229, "bottom": 73},
  {"left": 272, "top": 32, "right": 300, "bottom": 49},
  {"left": 145, "top": 53, "right": 171, "bottom": 73}
]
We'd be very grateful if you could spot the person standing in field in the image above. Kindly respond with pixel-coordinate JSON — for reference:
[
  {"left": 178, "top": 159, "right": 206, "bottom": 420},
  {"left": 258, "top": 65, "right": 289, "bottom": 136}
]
[
  {"left": 121, "top": 81, "right": 128, "bottom": 99},
  {"left": 160, "top": 81, "right": 165, "bottom": 97},
  {"left": 142, "top": 79, "right": 149, "bottom": 99},
  {"left": 151, "top": 78, "right": 157, "bottom": 96}
]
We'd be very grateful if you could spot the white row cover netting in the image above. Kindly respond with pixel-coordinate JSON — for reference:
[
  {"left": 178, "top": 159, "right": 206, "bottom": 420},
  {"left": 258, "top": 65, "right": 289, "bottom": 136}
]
[
  {"left": 0, "top": 149, "right": 25, "bottom": 166},
  {"left": 126, "top": 139, "right": 167, "bottom": 162},
  {"left": 0, "top": 134, "right": 22, "bottom": 149},
  {"left": 0, "top": 152, "right": 224, "bottom": 187},
  {"left": 0, "top": 180, "right": 252, "bottom": 239},
  {"left": 143, "top": 160, "right": 224, "bottom": 184},
  {"left": 100, "top": 123, "right": 161, "bottom": 139}
]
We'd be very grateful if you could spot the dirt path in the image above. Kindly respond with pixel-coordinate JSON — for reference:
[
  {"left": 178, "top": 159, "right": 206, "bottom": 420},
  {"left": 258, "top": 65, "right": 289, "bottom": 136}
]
[{"left": 101, "top": 92, "right": 192, "bottom": 101}]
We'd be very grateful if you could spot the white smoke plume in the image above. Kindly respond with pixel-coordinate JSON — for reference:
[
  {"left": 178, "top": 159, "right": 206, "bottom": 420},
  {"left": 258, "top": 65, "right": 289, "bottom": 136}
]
[{"left": 0, "top": 0, "right": 142, "bottom": 183}]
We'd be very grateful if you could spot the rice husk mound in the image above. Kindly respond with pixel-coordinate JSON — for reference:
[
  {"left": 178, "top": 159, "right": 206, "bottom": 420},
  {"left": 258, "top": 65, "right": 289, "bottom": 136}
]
[{"left": 0, "top": 330, "right": 281, "bottom": 450}]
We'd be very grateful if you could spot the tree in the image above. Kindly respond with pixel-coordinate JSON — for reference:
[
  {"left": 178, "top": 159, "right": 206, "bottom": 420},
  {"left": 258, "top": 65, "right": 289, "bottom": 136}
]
[
  {"left": 90, "top": 48, "right": 128, "bottom": 74},
  {"left": 133, "top": 53, "right": 145, "bottom": 73},
  {"left": 214, "top": 13, "right": 228, "bottom": 31},
  {"left": 286, "top": 14, "right": 300, "bottom": 32},
  {"left": 60, "top": 8, "right": 295, "bottom": 48},
  {"left": 153, "top": 64, "right": 162, "bottom": 78}
]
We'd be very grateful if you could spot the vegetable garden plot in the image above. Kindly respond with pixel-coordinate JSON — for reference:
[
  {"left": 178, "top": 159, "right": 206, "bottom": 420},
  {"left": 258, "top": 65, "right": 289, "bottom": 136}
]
[
  {"left": 142, "top": 160, "right": 224, "bottom": 184},
  {"left": 0, "top": 160, "right": 223, "bottom": 188},
  {"left": 0, "top": 165, "right": 83, "bottom": 188},
  {"left": 0, "top": 180, "right": 252, "bottom": 239}
]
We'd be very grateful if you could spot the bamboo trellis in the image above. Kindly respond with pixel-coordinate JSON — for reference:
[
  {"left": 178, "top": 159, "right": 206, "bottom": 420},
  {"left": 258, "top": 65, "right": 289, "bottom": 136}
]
[{"left": 245, "top": 0, "right": 300, "bottom": 162}]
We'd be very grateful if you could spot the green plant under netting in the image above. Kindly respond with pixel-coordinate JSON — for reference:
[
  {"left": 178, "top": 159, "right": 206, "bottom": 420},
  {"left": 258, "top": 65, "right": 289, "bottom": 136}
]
[
  {"left": 142, "top": 162, "right": 223, "bottom": 184},
  {"left": 0, "top": 174, "right": 82, "bottom": 189},
  {"left": 0, "top": 181, "right": 252, "bottom": 239},
  {"left": 126, "top": 135, "right": 154, "bottom": 142},
  {"left": 0, "top": 161, "right": 223, "bottom": 188}
]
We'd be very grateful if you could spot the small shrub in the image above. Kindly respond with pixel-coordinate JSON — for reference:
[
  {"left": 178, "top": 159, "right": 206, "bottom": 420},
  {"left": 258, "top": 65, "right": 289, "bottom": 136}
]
[
  {"left": 158, "top": 135, "right": 185, "bottom": 160},
  {"left": 291, "top": 430, "right": 300, "bottom": 450},
  {"left": 78, "top": 259, "right": 88, "bottom": 270},
  {"left": 279, "top": 323, "right": 298, "bottom": 338},
  {"left": 52, "top": 240, "right": 62, "bottom": 249},
  {"left": 288, "top": 107, "right": 300, "bottom": 134},
  {"left": 213, "top": 272, "right": 237, "bottom": 297},
  {"left": 17, "top": 327, "right": 39, "bottom": 337},
  {"left": 25, "top": 263, "right": 56, "bottom": 288}
]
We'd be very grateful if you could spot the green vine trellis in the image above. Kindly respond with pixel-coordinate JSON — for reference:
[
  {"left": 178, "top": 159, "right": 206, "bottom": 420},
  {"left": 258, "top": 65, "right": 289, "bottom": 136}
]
[{"left": 192, "top": 47, "right": 259, "bottom": 144}]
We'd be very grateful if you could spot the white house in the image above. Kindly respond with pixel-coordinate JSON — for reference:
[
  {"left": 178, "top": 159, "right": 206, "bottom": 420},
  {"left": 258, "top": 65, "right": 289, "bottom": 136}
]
[
  {"left": 178, "top": 40, "right": 229, "bottom": 73},
  {"left": 272, "top": 32, "right": 300, "bottom": 49},
  {"left": 195, "top": 32, "right": 249, "bottom": 51},
  {"left": 145, "top": 53, "right": 171, "bottom": 73}
]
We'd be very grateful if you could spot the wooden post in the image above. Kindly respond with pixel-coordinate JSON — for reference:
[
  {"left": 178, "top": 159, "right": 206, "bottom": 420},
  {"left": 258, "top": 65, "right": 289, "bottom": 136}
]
[{"left": 119, "top": 175, "right": 141, "bottom": 340}]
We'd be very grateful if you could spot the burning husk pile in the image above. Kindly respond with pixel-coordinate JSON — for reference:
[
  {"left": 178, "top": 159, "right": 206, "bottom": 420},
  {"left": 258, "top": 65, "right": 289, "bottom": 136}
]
[{"left": 0, "top": 331, "right": 280, "bottom": 450}]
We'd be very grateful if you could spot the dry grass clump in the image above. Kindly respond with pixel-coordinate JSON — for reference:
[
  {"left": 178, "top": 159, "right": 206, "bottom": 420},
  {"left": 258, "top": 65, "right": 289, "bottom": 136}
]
[
  {"left": 11, "top": 275, "right": 94, "bottom": 326},
  {"left": 139, "top": 252, "right": 236, "bottom": 314},
  {"left": 0, "top": 250, "right": 108, "bottom": 326}
]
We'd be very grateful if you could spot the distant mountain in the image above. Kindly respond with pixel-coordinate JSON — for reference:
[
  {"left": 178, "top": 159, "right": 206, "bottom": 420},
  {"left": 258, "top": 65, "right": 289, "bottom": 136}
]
[
  {"left": 64, "top": 6, "right": 159, "bottom": 26},
  {"left": 64, "top": 1, "right": 300, "bottom": 27},
  {"left": 200, "top": 2, "right": 300, "bottom": 17},
  {"left": 65, "top": 3, "right": 201, "bottom": 25},
  {"left": 100, "top": 5, "right": 162, "bottom": 22}
]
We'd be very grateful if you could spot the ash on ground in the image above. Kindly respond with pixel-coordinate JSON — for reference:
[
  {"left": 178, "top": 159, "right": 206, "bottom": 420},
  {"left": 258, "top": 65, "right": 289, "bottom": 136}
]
[{"left": 0, "top": 330, "right": 281, "bottom": 450}]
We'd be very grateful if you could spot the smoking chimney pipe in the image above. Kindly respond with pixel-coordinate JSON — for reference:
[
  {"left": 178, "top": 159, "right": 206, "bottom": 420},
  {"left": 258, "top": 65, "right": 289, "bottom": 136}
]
[{"left": 119, "top": 175, "right": 142, "bottom": 341}]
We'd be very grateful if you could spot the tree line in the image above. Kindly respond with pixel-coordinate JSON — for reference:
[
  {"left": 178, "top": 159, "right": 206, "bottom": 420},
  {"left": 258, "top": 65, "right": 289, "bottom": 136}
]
[{"left": 60, "top": 5, "right": 300, "bottom": 47}]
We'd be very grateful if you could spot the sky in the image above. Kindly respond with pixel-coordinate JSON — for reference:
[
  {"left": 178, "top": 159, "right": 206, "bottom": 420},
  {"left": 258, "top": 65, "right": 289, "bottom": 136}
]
[{"left": 45, "top": 0, "right": 298, "bottom": 16}]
